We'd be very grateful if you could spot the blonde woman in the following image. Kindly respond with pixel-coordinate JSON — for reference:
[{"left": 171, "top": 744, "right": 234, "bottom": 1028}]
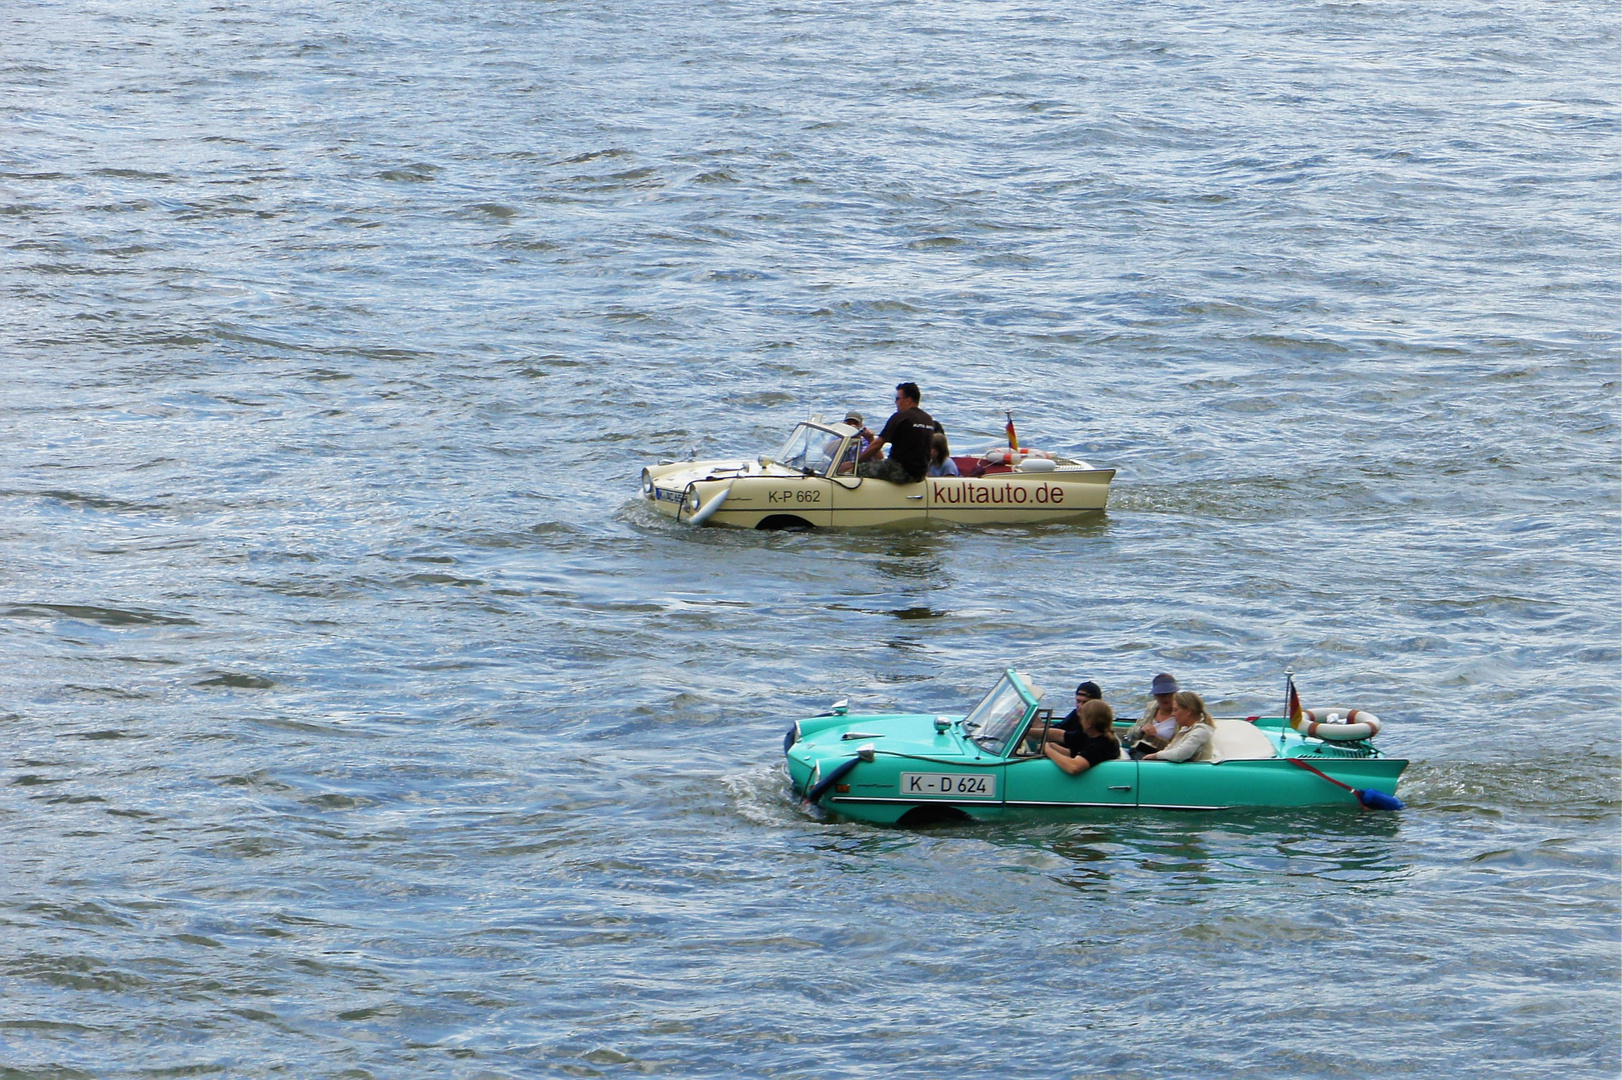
[{"left": 1143, "top": 691, "right": 1216, "bottom": 763}]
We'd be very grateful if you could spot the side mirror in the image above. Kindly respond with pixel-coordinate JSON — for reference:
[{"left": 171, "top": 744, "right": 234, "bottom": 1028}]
[{"left": 831, "top": 699, "right": 849, "bottom": 715}]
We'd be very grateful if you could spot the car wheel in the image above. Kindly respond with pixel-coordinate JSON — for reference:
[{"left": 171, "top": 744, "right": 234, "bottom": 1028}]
[{"left": 756, "top": 515, "right": 815, "bottom": 531}]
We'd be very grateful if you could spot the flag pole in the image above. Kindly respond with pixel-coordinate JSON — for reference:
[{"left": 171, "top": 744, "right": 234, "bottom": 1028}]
[{"left": 1283, "top": 667, "right": 1295, "bottom": 754}]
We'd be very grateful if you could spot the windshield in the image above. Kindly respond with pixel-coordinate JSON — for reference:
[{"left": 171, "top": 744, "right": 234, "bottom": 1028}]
[
  {"left": 961, "top": 672, "right": 1037, "bottom": 756},
  {"left": 777, "top": 422, "right": 846, "bottom": 476}
]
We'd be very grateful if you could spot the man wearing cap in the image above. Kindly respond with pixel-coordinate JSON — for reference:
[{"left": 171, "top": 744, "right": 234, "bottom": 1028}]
[
  {"left": 1054, "top": 681, "right": 1103, "bottom": 735},
  {"left": 1037, "top": 680, "right": 1107, "bottom": 745},
  {"left": 1125, "top": 673, "right": 1180, "bottom": 756},
  {"left": 842, "top": 411, "right": 871, "bottom": 462}
]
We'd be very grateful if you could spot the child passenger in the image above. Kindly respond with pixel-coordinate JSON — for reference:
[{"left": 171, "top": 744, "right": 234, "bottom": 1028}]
[
  {"left": 926, "top": 432, "right": 960, "bottom": 477},
  {"left": 1044, "top": 699, "right": 1120, "bottom": 776}
]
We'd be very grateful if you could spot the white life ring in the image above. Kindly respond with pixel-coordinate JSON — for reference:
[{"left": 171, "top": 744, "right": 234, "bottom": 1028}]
[
  {"left": 1291, "top": 707, "right": 1382, "bottom": 741},
  {"left": 980, "top": 447, "right": 1052, "bottom": 466}
]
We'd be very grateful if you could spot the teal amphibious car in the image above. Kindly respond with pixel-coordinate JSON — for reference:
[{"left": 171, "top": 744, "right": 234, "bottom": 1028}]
[{"left": 784, "top": 670, "right": 1407, "bottom": 826}]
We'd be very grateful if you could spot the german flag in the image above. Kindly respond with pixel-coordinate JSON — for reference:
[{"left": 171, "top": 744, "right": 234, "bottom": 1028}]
[
  {"left": 1005, "top": 410, "right": 1019, "bottom": 451},
  {"left": 1287, "top": 674, "right": 1302, "bottom": 726}
]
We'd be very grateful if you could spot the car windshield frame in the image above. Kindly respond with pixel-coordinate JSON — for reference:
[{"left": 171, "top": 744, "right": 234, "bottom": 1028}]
[
  {"left": 776, "top": 422, "right": 849, "bottom": 477},
  {"left": 960, "top": 670, "right": 1039, "bottom": 757}
]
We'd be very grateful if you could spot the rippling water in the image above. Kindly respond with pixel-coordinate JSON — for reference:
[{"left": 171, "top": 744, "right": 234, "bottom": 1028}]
[{"left": 2, "top": 1, "right": 1618, "bottom": 1076}]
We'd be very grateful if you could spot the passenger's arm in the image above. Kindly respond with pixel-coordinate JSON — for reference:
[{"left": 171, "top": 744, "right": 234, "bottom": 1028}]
[
  {"left": 859, "top": 436, "right": 887, "bottom": 463},
  {"left": 1145, "top": 725, "right": 1211, "bottom": 763},
  {"left": 1014, "top": 718, "right": 1051, "bottom": 756},
  {"left": 1044, "top": 741, "right": 1093, "bottom": 776}
]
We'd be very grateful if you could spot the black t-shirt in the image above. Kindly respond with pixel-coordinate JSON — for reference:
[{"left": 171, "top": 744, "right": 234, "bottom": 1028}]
[
  {"left": 1062, "top": 729, "right": 1120, "bottom": 768},
  {"left": 1056, "top": 708, "right": 1082, "bottom": 733},
  {"left": 879, "top": 406, "right": 936, "bottom": 479}
]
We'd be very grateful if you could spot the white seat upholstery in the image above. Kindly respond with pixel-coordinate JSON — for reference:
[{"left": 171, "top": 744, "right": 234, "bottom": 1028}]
[{"left": 1209, "top": 718, "right": 1277, "bottom": 763}]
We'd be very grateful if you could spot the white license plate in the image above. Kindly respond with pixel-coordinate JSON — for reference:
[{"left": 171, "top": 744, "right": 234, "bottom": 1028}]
[
  {"left": 654, "top": 487, "right": 684, "bottom": 504},
  {"left": 901, "top": 772, "right": 997, "bottom": 799}
]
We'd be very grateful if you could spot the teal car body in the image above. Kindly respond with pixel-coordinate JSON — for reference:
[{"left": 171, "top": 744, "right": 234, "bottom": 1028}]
[{"left": 783, "top": 670, "right": 1407, "bottom": 826}]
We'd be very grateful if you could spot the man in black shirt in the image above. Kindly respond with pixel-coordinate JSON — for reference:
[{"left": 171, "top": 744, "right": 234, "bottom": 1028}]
[{"left": 857, "top": 381, "right": 935, "bottom": 484}]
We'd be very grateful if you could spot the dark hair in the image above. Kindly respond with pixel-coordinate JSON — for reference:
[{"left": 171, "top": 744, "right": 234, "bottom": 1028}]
[
  {"left": 896, "top": 381, "right": 921, "bottom": 404},
  {"left": 929, "top": 431, "right": 950, "bottom": 463}
]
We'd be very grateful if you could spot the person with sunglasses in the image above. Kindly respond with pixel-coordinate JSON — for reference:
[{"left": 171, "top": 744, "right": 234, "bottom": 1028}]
[{"left": 857, "top": 382, "right": 936, "bottom": 484}]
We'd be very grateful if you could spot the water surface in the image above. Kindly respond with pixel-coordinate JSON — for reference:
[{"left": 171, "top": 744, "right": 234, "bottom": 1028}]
[{"left": 1, "top": 1, "right": 1618, "bottom": 1076}]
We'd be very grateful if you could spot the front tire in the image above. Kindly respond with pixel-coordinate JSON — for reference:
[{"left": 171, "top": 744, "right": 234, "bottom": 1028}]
[
  {"left": 897, "top": 805, "right": 972, "bottom": 828},
  {"left": 756, "top": 515, "right": 815, "bottom": 531}
]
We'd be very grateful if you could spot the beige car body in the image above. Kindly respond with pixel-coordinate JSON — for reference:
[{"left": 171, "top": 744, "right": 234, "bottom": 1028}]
[{"left": 642, "top": 421, "right": 1114, "bottom": 529}]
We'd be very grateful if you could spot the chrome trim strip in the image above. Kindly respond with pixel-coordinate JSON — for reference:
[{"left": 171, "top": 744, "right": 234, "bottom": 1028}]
[
  {"left": 825, "top": 797, "right": 1230, "bottom": 811},
  {"left": 830, "top": 791, "right": 992, "bottom": 797}
]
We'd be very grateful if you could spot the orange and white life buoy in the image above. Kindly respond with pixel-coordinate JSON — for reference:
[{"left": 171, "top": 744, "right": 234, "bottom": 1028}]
[
  {"left": 980, "top": 447, "right": 1053, "bottom": 466},
  {"left": 1292, "top": 708, "right": 1382, "bottom": 741}
]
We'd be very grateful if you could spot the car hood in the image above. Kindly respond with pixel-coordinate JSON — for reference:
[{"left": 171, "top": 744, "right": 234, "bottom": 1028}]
[
  {"left": 649, "top": 458, "right": 826, "bottom": 486},
  {"left": 786, "top": 712, "right": 995, "bottom": 766}
]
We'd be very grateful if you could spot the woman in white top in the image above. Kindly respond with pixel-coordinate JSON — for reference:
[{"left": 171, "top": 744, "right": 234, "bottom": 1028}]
[
  {"left": 1125, "top": 673, "right": 1179, "bottom": 754},
  {"left": 1143, "top": 691, "right": 1216, "bottom": 763}
]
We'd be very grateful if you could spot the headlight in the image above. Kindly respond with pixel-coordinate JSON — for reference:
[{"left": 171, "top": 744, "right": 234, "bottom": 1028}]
[
  {"left": 641, "top": 469, "right": 654, "bottom": 495},
  {"left": 688, "top": 490, "right": 701, "bottom": 511}
]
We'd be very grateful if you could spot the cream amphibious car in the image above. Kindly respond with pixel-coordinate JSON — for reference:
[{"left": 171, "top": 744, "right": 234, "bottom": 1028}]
[{"left": 642, "top": 419, "right": 1114, "bottom": 529}]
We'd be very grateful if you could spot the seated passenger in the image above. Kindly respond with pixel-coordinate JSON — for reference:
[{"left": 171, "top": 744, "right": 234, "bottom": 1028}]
[
  {"left": 1143, "top": 691, "right": 1216, "bottom": 763},
  {"left": 843, "top": 412, "right": 871, "bottom": 457},
  {"left": 1124, "top": 672, "right": 1179, "bottom": 758},
  {"left": 1044, "top": 699, "right": 1120, "bottom": 776},
  {"left": 927, "top": 431, "right": 960, "bottom": 477},
  {"left": 830, "top": 412, "right": 874, "bottom": 474}
]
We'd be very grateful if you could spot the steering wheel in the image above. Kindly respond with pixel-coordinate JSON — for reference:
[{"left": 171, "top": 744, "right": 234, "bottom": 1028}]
[{"left": 1020, "top": 715, "right": 1050, "bottom": 758}]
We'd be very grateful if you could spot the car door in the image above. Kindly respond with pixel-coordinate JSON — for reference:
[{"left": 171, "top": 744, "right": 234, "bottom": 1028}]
[
  {"left": 830, "top": 475, "right": 925, "bottom": 526},
  {"left": 1135, "top": 760, "right": 1230, "bottom": 810},
  {"left": 1003, "top": 754, "right": 1138, "bottom": 809}
]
